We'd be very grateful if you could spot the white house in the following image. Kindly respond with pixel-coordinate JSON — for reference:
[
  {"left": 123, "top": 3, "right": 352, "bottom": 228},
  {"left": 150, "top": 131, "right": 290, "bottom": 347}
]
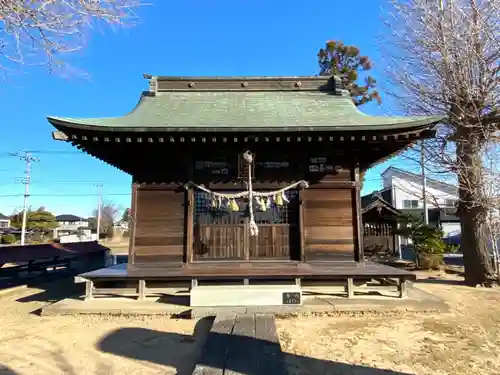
[
  {"left": 54, "top": 214, "right": 96, "bottom": 242},
  {"left": 55, "top": 214, "right": 89, "bottom": 230},
  {"left": 0, "top": 213, "right": 11, "bottom": 231},
  {"left": 377, "top": 167, "right": 462, "bottom": 255},
  {"left": 370, "top": 166, "right": 500, "bottom": 257}
]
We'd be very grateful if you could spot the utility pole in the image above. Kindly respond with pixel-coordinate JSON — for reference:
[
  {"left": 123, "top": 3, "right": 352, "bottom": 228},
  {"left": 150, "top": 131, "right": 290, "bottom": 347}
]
[
  {"left": 95, "top": 183, "right": 103, "bottom": 241},
  {"left": 11, "top": 151, "right": 39, "bottom": 245},
  {"left": 421, "top": 141, "right": 429, "bottom": 225}
]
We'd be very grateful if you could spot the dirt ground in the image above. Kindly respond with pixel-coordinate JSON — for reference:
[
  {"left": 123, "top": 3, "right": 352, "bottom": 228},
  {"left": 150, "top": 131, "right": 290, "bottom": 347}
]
[
  {"left": 276, "top": 271, "right": 500, "bottom": 375},
  {"left": 0, "top": 284, "right": 203, "bottom": 375},
  {"left": 0, "top": 272, "right": 499, "bottom": 375}
]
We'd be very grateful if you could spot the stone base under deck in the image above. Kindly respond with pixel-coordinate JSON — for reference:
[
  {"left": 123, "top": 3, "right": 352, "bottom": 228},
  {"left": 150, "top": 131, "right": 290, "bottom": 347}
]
[
  {"left": 190, "top": 284, "right": 303, "bottom": 307},
  {"left": 41, "top": 281, "right": 448, "bottom": 317}
]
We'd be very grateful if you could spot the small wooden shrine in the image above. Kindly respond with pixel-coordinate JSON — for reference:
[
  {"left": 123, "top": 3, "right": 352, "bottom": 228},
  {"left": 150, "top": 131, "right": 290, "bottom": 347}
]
[
  {"left": 48, "top": 75, "right": 442, "bottom": 281},
  {"left": 361, "top": 191, "right": 402, "bottom": 257}
]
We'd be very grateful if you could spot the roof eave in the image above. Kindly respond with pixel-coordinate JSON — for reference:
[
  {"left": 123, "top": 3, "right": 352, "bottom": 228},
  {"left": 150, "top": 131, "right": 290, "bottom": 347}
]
[
  {"left": 47, "top": 117, "right": 443, "bottom": 134},
  {"left": 362, "top": 195, "right": 401, "bottom": 212}
]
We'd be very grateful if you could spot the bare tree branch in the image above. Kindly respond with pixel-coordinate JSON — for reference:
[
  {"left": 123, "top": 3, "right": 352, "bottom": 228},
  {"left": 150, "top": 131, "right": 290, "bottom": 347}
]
[
  {"left": 380, "top": 0, "right": 500, "bottom": 286},
  {"left": 0, "top": 0, "right": 142, "bottom": 77}
]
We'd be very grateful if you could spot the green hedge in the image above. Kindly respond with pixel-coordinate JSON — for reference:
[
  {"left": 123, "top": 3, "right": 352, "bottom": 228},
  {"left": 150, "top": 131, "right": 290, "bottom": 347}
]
[{"left": 1, "top": 234, "right": 16, "bottom": 244}]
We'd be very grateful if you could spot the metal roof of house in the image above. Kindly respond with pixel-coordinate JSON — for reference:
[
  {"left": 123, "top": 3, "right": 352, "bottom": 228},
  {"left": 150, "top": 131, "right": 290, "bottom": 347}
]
[
  {"left": 381, "top": 166, "right": 457, "bottom": 189},
  {"left": 47, "top": 75, "right": 444, "bottom": 133},
  {"left": 0, "top": 213, "right": 9, "bottom": 220},
  {"left": 56, "top": 214, "right": 84, "bottom": 221}
]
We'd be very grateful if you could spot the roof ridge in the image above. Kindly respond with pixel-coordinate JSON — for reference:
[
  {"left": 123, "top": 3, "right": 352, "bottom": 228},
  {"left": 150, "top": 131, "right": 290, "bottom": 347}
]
[{"left": 145, "top": 75, "right": 345, "bottom": 94}]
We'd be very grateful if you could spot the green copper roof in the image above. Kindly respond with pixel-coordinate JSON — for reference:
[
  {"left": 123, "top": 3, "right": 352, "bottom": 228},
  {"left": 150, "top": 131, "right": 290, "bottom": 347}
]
[{"left": 47, "top": 77, "right": 443, "bottom": 132}]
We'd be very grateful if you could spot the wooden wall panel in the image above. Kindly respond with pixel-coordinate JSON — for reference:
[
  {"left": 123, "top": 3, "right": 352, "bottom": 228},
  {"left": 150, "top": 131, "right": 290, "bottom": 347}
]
[
  {"left": 302, "top": 188, "right": 356, "bottom": 261},
  {"left": 133, "top": 188, "right": 186, "bottom": 265}
]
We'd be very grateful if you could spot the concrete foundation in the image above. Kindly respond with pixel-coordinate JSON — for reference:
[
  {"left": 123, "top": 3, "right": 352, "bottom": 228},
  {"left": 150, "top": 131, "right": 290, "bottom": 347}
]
[
  {"left": 41, "top": 284, "right": 448, "bottom": 317},
  {"left": 190, "top": 284, "right": 302, "bottom": 307}
]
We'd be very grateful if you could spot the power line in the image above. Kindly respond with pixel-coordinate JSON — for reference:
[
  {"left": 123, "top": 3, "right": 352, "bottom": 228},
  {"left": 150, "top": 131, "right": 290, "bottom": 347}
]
[
  {"left": 30, "top": 180, "right": 107, "bottom": 185},
  {"left": 0, "top": 193, "right": 131, "bottom": 198},
  {"left": 95, "top": 184, "right": 103, "bottom": 240},
  {"left": 0, "top": 150, "right": 84, "bottom": 157}
]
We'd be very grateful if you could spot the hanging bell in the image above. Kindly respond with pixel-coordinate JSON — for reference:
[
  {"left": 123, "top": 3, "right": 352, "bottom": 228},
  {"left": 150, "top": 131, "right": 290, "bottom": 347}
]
[
  {"left": 275, "top": 193, "right": 283, "bottom": 206},
  {"left": 258, "top": 197, "right": 267, "bottom": 211},
  {"left": 229, "top": 199, "right": 239, "bottom": 211}
]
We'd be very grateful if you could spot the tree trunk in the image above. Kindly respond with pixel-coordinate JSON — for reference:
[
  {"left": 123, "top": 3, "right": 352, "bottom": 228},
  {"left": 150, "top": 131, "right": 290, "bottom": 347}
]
[{"left": 456, "top": 133, "right": 495, "bottom": 286}]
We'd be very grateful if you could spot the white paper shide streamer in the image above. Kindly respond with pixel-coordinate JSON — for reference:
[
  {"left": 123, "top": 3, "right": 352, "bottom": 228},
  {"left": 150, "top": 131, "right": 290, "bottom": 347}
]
[{"left": 188, "top": 151, "right": 309, "bottom": 236}]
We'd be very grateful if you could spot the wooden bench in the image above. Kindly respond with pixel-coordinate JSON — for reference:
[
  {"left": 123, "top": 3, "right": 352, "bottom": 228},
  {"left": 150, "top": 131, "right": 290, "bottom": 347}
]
[
  {"left": 192, "top": 313, "right": 287, "bottom": 375},
  {"left": 0, "top": 256, "right": 73, "bottom": 278}
]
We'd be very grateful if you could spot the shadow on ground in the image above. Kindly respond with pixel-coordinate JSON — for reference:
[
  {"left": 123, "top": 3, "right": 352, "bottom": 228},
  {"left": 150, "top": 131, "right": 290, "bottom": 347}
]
[
  {"left": 98, "top": 317, "right": 413, "bottom": 375},
  {"left": 0, "top": 365, "right": 18, "bottom": 374},
  {"left": 414, "top": 278, "right": 464, "bottom": 286},
  {"left": 15, "top": 278, "right": 83, "bottom": 304},
  {"left": 157, "top": 293, "right": 190, "bottom": 306},
  {"left": 9, "top": 278, "right": 83, "bottom": 316}
]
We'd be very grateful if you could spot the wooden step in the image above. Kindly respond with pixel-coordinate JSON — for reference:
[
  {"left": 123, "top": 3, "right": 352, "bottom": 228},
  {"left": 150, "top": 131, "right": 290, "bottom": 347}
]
[{"left": 192, "top": 313, "right": 286, "bottom": 375}]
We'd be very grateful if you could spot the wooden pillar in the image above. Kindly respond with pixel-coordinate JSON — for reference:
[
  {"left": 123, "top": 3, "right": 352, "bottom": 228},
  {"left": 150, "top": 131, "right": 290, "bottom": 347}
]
[
  {"left": 392, "top": 222, "right": 398, "bottom": 257},
  {"left": 84, "top": 280, "right": 94, "bottom": 301},
  {"left": 398, "top": 277, "right": 408, "bottom": 298},
  {"left": 353, "top": 166, "right": 364, "bottom": 262},
  {"left": 186, "top": 188, "right": 194, "bottom": 263},
  {"left": 128, "top": 184, "right": 138, "bottom": 266},
  {"left": 137, "top": 279, "right": 146, "bottom": 301},
  {"left": 298, "top": 189, "right": 305, "bottom": 262},
  {"left": 345, "top": 278, "right": 354, "bottom": 298}
]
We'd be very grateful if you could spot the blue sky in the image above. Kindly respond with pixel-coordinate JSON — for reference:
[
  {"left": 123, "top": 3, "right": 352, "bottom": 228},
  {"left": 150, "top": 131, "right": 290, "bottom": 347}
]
[{"left": 0, "top": 0, "right": 423, "bottom": 218}]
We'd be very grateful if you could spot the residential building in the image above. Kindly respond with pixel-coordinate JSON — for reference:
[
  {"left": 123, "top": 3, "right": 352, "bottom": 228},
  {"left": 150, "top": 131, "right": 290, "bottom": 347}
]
[
  {"left": 55, "top": 214, "right": 89, "bottom": 229},
  {"left": 377, "top": 167, "right": 461, "bottom": 254},
  {"left": 54, "top": 214, "right": 95, "bottom": 242},
  {"left": 0, "top": 213, "right": 10, "bottom": 230}
]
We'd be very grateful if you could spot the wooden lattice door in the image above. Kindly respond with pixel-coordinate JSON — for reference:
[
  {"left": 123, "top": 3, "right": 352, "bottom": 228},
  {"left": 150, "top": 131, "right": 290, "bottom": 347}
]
[
  {"left": 363, "top": 222, "right": 396, "bottom": 256},
  {"left": 192, "top": 190, "right": 300, "bottom": 261}
]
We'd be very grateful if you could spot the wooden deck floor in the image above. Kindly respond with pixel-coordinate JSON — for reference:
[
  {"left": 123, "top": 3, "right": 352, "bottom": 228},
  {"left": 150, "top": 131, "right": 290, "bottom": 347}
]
[{"left": 80, "top": 261, "right": 415, "bottom": 281}]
